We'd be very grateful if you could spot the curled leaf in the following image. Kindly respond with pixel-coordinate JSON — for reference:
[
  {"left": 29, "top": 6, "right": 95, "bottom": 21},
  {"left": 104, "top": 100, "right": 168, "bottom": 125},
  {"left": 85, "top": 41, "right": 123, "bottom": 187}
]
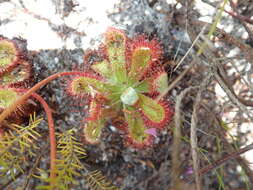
[
  {"left": 86, "top": 97, "right": 102, "bottom": 121},
  {"left": 83, "top": 119, "right": 105, "bottom": 144}
]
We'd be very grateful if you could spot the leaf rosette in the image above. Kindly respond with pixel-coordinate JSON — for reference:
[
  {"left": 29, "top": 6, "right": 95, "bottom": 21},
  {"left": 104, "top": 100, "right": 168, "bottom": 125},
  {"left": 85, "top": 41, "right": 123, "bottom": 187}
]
[{"left": 68, "top": 28, "right": 173, "bottom": 148}]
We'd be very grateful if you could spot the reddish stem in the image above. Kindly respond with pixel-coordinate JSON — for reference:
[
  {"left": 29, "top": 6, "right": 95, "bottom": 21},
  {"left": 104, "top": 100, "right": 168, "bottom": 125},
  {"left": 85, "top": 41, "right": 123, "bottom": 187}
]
[
  {"left": 31, "top": 93, "right": 57, "bottom": 187},
  {"left": 0, "top": 71, "right": 85, "bottom": 187},
  {"left": 0, "top": 71, "right": 84, "bottom": 124}
]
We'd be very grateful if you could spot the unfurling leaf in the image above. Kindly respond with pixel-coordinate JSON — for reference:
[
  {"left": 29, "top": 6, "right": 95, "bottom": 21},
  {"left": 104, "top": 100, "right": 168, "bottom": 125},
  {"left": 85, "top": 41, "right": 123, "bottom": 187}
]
[{"left": 83, "top": 119, "right": 105, "bottom": 144}]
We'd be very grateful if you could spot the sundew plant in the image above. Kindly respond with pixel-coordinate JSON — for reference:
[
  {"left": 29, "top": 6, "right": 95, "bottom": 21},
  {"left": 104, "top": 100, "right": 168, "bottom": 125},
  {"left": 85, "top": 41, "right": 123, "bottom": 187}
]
[
  {"left": 0, "top": 28, "right": 173, "bottom": 189},
  {"left": 67, "top": 28, "right": 173, "bottom": 147}
]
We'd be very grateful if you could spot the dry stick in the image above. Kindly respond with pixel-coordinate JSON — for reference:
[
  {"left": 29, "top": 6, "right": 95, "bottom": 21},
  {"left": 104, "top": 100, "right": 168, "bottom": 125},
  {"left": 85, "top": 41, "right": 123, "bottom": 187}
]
[
  {"left": 229, "top": 60, "right": 253, "bottom": 95},
  {"left": 198, "top": 38, "right": 253, "bottom": 184},
  {"left": 209, "top": 53, "right": 253, "bottom": 107},
  {"left": 200, "top": 43, "right": 253, "bottom": 184},
  {"left": 199, "top": 103, "right": 253, "bottom": 186},
  {"left": 200, "top": 35, "right": 253, "bottom": 108},
  {"left": 189, "top": 20, "right": 253, "bottom": 65},
  {"left": 190, "top": 104, "right": 201, "bottom": 190},
  {"left": 190, "top": 75, "right": 212, "bottom": 190},
  {"left": 202, "top": 0, "right": 253, "bottom": 25},
  {"left": 172, "top": 87, "right": 198, "bottom": 189},
  {"left": 211, "top": 61, "right": 253, "bottom": 123},
  {"left": 210, "top": 114, "right": 253, "bottom": 187},
  {"left": 31, "top": 93, "right": 57, "bottom": 188},
  {"left": 187, "top": 143, "right": 253, "bottom": 183},
  {"left": 198, "top": 38, "right": 253, "bottom": 122},
  {"left": 174, "top": 25, "right": 207, "bottom": 71},
  {"left": 228, "top": 0, "right": 253, "bottom": 42},
  {"left": 22, "top": 144, "right": 48, "bottom": 190},
  {"left": 224, "top": 8, "right": 253, "bottom": 25},
  {"left": 198, "top": 143, "right": 253, "bottom": 177}
]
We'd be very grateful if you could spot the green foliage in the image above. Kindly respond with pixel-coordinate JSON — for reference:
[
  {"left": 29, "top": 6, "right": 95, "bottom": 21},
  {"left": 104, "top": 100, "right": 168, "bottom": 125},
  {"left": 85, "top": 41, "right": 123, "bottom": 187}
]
[
  {"left": 35, "top": 129, "right": 118, "bottom": 190},
  {"left": 54, "top": 129, "right": 86, "bottom": 187},
  {"left": 0, "top": 113, "right": 42, "bottom": 179},
  {"left": 84, "top": 170, "right": 119, "bottom": 190},
  {"left": 36, "top": 129, "right": 85, "bottom": 190}
]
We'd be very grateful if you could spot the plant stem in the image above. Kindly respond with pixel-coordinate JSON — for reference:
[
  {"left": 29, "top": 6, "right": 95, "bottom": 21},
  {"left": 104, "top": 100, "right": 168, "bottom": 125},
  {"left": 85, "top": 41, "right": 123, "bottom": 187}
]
[
  {"left": 0, "top": 71, "right": 83, "bottom": 125},
  {"left": 187, "top": 143, "right": 253, "bottom": 183},
  {"left": 198, "top": 143, "right": 253, "bottom": 176},
  {"left": 31, "top": 93, "right": 57, "bottom": 187},
  {"left": 0, "top": 71, "right": 84, "bottom": 187}
]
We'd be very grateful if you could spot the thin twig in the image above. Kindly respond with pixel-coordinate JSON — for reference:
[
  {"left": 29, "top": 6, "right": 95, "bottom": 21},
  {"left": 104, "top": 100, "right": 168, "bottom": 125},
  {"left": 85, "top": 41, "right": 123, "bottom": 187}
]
[
  {"left": 171, "top": 87, "right": 198, "bottom": 189},
  {"left": 198, "top": 39, "right": 253, "bottom": 122},
  {"left": 211, "top": 114, "right": 253, "bottom": 187},
  {"left": 198, "top": 143, "right": 253, "bottom": 177},
  {"left": 190, "top": 74, "right": 212, "bottom": 190},
  {"left": 0, "top": 170, "right": 25, "bottom": 190},
  {"left": 22, "top": 145, "right": 47, "bottom": 190},
  {"left": 190, "top": 97, "right": 201, "bottom": 190},
  {"left": 214, "top": 63, "right": 253, "bottom": 121},
  {"left": 188, "top": 20, "right": 253, "bottom": 65},
  {"left": 174, "top": 25, "right": 207, "bottom": 71}
]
